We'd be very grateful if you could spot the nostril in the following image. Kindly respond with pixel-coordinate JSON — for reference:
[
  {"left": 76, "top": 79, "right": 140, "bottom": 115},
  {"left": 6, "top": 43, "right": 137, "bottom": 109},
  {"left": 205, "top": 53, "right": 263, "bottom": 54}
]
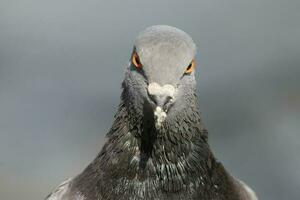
[
  {"left": 148, "top": 94, "right": 172, "bottom": 109},
  {"left": 149, "top": 94, "right": 157, "bottom": 105},
  {"left": 165, "top": 96, "right": 172, "bottom": 103},
  {"left": 163, "top": 96, "right": 174, "bottom": 111}
]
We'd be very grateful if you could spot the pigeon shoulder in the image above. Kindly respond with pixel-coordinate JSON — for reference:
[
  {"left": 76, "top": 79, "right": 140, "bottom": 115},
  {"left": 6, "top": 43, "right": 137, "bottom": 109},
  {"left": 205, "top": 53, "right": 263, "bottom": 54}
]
[
  {"left": 45, "top": 178, "right": 85, "bottom": 200},
  {"left": 233, "top": 178, "right": 258, "bottom": 200}
]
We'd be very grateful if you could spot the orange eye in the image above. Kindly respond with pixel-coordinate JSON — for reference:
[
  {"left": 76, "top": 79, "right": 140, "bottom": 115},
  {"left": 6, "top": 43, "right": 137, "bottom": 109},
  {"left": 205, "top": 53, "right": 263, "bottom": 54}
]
[
  {"left": 185, "top": 60, "right": 195, "bottom": 74},
  {"left": 132, "top": 52, "right": 142, "bottom": 69}
]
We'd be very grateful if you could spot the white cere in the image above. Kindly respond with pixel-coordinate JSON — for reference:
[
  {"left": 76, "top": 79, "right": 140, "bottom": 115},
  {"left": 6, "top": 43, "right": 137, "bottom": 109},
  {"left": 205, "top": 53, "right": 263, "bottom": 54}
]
[{"left": 148, "top": 82, "right": 176, "bottom": 98}]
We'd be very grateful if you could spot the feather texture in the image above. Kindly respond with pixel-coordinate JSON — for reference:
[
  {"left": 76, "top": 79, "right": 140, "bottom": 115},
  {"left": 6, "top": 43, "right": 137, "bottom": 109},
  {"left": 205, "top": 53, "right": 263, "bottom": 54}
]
[{"left": 46, "top": 25, "right": 257, "bottom": 200}]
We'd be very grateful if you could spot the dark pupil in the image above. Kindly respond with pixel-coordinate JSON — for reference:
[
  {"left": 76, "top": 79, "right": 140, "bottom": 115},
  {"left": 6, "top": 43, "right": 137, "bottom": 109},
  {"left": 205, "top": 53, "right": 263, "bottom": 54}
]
[
  {"left": 187, "top": 63, "right": 192, "bottom": 70},
  {"left": 135, "top": 56, "right": 140, "bottom": 65}
]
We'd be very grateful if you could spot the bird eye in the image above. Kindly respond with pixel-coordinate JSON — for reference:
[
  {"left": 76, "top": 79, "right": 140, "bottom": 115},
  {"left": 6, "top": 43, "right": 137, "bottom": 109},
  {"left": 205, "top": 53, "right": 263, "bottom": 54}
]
[
  {"left": 132, "top": 52, "right": 142, "bottom": 69},
  {"left": 185, "top": 60, "right": 195, "bottom": 74}
]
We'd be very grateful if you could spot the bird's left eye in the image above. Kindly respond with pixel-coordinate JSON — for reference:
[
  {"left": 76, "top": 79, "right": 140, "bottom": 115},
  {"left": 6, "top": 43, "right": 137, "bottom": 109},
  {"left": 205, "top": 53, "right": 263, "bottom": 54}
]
[
  {"left": 132, "top": 52, "right": 142, "bottom": 69},
  {"left": 185, "top": 60, "right": 195, "bottom": 74}
]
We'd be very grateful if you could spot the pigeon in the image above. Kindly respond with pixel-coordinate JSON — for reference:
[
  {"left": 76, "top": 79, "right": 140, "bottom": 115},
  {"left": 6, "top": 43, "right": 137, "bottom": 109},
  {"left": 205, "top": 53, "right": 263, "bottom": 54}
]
[{"left": 46, "top": 25, "right": 257, "bottom": 200}]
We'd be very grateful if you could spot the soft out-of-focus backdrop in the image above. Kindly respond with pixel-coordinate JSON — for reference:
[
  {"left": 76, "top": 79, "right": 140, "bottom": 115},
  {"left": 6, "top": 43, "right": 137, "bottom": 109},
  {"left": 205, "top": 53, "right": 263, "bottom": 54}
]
[{"left": 1, "top": 0, "right": 299, "bottom": 199}]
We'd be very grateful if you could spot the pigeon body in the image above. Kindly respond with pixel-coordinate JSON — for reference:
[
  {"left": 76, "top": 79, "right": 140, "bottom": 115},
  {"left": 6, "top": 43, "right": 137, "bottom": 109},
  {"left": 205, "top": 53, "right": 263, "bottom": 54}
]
[{"left": 47, "top": 25, "right": 257, "bottom": 200}]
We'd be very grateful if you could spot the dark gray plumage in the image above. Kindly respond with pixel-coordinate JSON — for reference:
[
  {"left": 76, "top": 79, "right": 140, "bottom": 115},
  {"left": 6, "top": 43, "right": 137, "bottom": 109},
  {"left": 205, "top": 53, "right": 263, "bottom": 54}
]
[{"left": 46, "top": 25, "right": 257, "bottom": 200}]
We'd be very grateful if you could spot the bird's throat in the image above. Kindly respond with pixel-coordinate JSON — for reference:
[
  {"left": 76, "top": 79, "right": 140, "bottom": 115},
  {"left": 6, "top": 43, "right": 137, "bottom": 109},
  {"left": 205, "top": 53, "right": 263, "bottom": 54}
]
[{"left": 83, "top": 96, "right": 216, "bottom": 199}]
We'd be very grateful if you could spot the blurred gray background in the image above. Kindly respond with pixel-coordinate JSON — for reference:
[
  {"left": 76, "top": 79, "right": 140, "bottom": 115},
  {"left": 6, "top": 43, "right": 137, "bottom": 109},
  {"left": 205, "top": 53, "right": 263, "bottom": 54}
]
[{"left": 1, "top": 0, "right": 299, "bottom": 199}]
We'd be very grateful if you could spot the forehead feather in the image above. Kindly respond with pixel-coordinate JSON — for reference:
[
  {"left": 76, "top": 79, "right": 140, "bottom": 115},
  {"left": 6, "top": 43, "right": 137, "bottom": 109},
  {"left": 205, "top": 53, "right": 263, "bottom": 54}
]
[
  {"left": 133, "top": 25, "right": 196, "bottom": 84},
  {"left": 135, "top": 25, "right": 196, "bottom": 59}
]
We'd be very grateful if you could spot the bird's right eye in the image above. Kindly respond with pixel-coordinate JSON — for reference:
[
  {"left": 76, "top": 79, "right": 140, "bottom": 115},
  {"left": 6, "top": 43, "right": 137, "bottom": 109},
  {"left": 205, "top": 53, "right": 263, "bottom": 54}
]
[
  {"left": 132, "top": 52, "right": 142, "bottom": 69},
  {"left": 184, "top": 59, "right": 195, "bottom": 74}
]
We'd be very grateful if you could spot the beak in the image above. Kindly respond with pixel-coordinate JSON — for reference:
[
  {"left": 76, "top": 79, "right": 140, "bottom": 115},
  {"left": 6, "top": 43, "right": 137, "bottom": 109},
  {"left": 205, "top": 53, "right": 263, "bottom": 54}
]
[
  {"left": 147, "top": 82, "right": 176, "bottom": 128},
  {"left": 147, "top": 82, "right": 176, "bottom": 110}
]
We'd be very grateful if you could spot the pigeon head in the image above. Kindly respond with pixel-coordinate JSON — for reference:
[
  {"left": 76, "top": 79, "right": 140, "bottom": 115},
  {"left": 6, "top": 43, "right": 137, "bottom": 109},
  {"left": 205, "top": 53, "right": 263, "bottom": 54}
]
[{"left": 123, "top": 25, "right": 197, "bottom": 128}]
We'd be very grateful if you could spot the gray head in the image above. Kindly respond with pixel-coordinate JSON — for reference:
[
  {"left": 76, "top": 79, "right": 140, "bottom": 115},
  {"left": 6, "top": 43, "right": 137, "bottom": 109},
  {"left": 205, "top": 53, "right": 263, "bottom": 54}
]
[{"left": 123, "top": 25, "right": 197, "bottom": 128}]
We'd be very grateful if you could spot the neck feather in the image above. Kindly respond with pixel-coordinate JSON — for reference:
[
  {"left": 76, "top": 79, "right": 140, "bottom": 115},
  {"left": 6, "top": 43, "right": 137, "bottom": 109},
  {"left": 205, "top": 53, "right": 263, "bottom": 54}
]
[
  {"left": 97, "top": 90, "right": 215, "bottom": 191},
  {"left": 73, "top": 89, "right": 235, "bottom": 199}
]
